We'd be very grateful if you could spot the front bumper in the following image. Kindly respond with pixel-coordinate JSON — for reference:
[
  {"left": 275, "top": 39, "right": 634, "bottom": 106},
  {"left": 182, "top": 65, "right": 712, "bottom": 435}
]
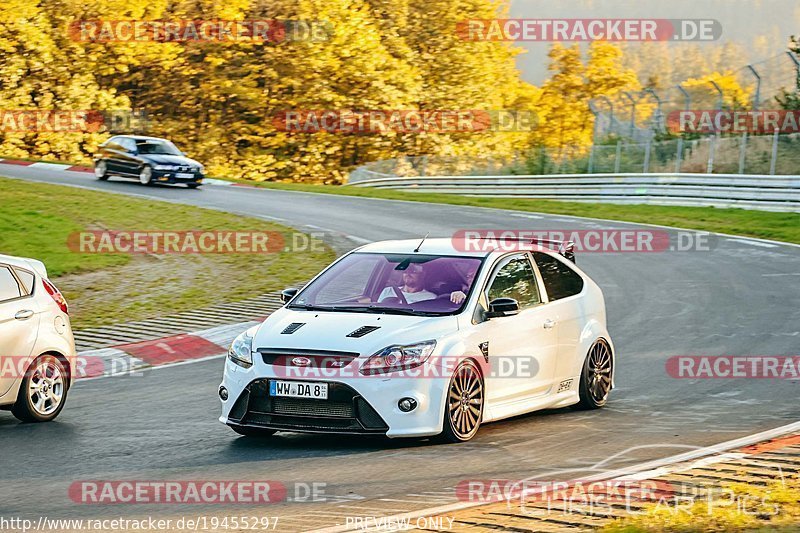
[
  {"left": 218, "top": 356, "right": 448, "bottom": 438},
  {"left": 152, "top": 170, "right": 203, "bottom": 184}
]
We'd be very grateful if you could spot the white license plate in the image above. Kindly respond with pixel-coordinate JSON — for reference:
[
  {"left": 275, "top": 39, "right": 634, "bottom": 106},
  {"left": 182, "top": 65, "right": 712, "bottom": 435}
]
[
  {"left": 176, "top": 172, "right": 194, "bottom": 179},
  {"left": 269, "top": 380, "right": 328, "bottom": 400}
]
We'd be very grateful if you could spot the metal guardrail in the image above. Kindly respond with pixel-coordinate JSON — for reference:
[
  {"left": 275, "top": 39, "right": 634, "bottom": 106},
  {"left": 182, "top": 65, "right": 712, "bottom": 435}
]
[{"left": 346, "top": 171, "right": 800, "bottom": 212}]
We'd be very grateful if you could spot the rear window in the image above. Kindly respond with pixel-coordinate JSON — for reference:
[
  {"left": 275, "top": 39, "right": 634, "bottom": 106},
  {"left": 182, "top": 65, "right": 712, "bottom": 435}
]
[
  {"left": 0, "top": 266, "right": 22, "bottom": 302},
  {"left": 13, "top": 268, "right": 35, "bottom": 295},
  {"left": 532, "top": 252, "right": 584, "bottom": 301}
]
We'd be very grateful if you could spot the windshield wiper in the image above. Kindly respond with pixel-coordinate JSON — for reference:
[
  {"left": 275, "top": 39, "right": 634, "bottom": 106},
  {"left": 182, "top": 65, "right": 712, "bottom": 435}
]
[
  {"left": 288, "top": 304, "right": 340, "bottom": 312},
  {"left": 325, "top": 305, "right": 430, "bottom": 316}
]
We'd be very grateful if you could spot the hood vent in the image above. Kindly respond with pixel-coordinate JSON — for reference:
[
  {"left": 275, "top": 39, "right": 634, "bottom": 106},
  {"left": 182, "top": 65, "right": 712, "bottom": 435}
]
[
  {"left": 281, "top": 322, "right": 306, "bottom": 334},
  {"left": 346, "top": 325, "right": 381, "bottom": 338}
]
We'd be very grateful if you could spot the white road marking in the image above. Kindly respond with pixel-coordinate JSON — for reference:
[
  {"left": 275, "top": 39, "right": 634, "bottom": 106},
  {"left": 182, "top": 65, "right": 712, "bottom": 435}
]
[
  {"left": 725, "top": 238, "right": 778, "bottom": 248},
  {"left": 29, "top": 162, "right": 73, "bottom": 170}
]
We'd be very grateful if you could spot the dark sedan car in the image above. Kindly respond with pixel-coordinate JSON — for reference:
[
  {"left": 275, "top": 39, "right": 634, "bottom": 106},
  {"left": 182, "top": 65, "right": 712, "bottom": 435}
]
[{"left": 94, "top": 135, "right": 205, "bottom": 188}]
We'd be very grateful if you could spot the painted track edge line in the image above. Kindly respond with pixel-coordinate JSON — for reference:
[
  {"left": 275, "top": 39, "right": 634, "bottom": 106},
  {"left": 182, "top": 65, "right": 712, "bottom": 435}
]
[{"left": 305, "top": 420, "right": 800, "bottom": 533}]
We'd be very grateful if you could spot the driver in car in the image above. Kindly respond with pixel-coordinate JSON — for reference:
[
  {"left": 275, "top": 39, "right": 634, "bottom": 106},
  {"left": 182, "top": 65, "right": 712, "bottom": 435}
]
[{"left": 377, "top": 263, "right": 437, "bottom": 304}]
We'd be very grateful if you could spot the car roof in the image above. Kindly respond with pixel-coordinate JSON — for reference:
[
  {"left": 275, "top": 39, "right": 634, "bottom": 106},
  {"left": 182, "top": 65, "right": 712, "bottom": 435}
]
[
  {"left": 0, "top": 254, "right": 47, "bottom": 277},
  {"left": 354, "top": 238, "right": 500, "bottom": 258},
  {"left": 112, "top": 135, "right": 170, "bottom": 142}
]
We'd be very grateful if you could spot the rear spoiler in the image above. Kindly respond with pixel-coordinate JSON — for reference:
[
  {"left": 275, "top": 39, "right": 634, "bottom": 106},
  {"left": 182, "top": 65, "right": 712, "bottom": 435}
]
[{"left": 534, "top": 239, "right": 576, "bottom": 263}]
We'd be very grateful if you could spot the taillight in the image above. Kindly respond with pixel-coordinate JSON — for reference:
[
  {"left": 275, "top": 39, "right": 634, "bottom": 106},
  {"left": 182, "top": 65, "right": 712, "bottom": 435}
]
[{"left": 42, "top": 278, "right": 68, "bottom": 315}]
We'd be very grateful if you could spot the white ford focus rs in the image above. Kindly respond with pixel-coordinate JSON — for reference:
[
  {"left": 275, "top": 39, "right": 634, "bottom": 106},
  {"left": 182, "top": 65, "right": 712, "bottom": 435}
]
[{"left": 218, "top": 237, "right": 614, "bottom": 442}]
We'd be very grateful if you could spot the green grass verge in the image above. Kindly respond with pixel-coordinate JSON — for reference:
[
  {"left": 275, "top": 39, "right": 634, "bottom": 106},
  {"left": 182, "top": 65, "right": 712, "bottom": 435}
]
[
  {"left": 0, "top": 176, "right": 335, "bottom": 329},
  {"left": 601, "top": 477, "right": 800, "bottom": 532},
  {"left": 3, "top": 156, "right": 797, "bottom": 244},
  {"left": 229, "top": 180, "right": 800, "bottom": 245}
]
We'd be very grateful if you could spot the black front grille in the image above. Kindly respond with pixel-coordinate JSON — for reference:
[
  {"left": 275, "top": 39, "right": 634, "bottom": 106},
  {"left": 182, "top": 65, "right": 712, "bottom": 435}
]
[
  {"left": 272, "top": 397, "right": 353, "bottom": 417},
  {"left": 228, "top": 379, "right": 388, "bottom": 435}
]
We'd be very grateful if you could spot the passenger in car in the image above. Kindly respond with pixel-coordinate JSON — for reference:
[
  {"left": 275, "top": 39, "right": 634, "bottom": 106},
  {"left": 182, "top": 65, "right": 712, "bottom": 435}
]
[{"left": 450, "top": 265, "right": 479, "bottom": 304}]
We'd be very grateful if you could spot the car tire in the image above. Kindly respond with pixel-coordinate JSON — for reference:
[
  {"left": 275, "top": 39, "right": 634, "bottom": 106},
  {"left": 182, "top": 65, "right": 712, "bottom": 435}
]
[
  {"left": 12, "top": 354, "right": 69, "bottom": 423},
  {"left": 230, "top": 425, "right": 277, "bottom": 438},
  {"left": 575, "top": 339, "right": 613, "bottom": 410},
  {"left": 139, "top": 165, "right": 153, "bottom": 186},
  {"left": 438, "top": 359, "right": 484, "bottom": 443},
  {"left": 187, "top": 183, "right": 200, "bottom": 189},
  {"left": 94, "top": 160, "right": 109, "bottom": 180}
]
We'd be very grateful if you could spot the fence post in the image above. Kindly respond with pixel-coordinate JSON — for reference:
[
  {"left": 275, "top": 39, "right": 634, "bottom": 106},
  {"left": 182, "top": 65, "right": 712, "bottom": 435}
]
[
  {"left": 747, "top": 65, "right": 761, "bottom": 110},
  {"left": 738, "top": 131, "right": 748, "bottom": 174},
  {"left": 675, "top": 137, "right": 683, "bottom": 173},
  {"left": 769, "top": 128, "right": 780, "bottom": 175},
  {"left": 643, "top": 139, "right": 651, "bottom": 173},
  {"left": 621, "top": 91, "right": 636, "bottom": 138},
  {"left": 614, "top": 140, "right": 622, "bottom": 173},
  {"left": 707, "top": 134, "right": 717, "bottom": 173}
]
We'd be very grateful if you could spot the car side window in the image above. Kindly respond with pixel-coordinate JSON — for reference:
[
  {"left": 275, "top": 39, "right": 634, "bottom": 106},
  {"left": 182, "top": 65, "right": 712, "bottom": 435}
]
[
  {"left": 120, "top": 138, "right": 136, "bottom": 152},
  {"left": 0, "top": 266, "right": 23, "bottom": 302},
  {"left": 104, "top": 136, "right": 122, "bottom": 151},
  {"left": 13, "top": 268, "right": 35, "bottom": 296},
  {"left": 486, "top": 255, "right": 541, "bottom": 309},
  {"left": 532, "top": 251, "right": 584, "bottom": 301}
]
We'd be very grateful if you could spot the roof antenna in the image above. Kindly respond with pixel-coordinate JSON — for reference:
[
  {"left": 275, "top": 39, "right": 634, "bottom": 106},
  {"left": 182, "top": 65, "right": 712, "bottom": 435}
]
[{"left": 414, "top": 232, "right": 429, "bottom": 253}]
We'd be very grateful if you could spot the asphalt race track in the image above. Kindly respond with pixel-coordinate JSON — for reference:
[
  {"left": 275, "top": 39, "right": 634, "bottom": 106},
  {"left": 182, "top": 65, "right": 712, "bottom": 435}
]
[{"left": 1, "top": 164, "right": 799, "bottom": 531}]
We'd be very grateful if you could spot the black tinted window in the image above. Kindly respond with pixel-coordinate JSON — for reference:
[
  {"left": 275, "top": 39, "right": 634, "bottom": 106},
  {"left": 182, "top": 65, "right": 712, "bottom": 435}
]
[
  {"left": 533, "top": 252, "right": 584, "bottom": 301},
  {"left": 0, "top": 266, "right": 22, "bottom": 302},
  {"left": 13, "top": 268, "right": 35, "bottom": 295},
  {"left": 487, "top": 256, "right": 541, "bottom": 309}
]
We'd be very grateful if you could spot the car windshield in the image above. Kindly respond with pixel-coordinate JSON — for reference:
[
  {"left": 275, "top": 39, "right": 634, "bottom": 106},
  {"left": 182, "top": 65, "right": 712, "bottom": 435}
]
[
  {"left": 136, "top": 139, "right": 182, "bottom": 155},
  {"left": 289, "top": 252, "right": 483, "bottom": 315}
]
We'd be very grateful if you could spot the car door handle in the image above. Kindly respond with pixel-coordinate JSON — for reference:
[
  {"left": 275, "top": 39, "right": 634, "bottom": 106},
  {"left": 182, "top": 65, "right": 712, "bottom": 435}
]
[
  {"left": 543, "top": 319, "right": 556, "bottom": 329},
  {"left": 14, "top": 309, "right": 34, "bottom": 320}
]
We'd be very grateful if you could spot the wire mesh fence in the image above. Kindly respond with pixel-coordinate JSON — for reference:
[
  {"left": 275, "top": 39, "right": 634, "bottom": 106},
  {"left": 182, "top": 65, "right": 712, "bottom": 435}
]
[{"left": 354, "top": 131, "right": 800, "bottom": 179}]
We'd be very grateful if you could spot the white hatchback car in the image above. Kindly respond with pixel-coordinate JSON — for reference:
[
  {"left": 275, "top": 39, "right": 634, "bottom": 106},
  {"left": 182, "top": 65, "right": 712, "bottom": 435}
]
[
  {"left": 219, "top": 238, "right": 614, "bottom": 442},
  {"left": 0, "top": 255, "right": 76, "bottom": 422}
]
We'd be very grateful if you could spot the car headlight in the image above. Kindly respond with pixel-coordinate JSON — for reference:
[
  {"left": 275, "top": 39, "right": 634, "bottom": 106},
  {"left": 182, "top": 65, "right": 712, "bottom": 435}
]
[
  {"left": 197, "top": 165, "right": 205, "bottom": 173},
  {"left": 360, "top": 341, "right": 436, "bottom": 375},
  {"left": 154, "top": 165, "right": 174, "bottom": 170},
  {"left": 228, "top": 330, "right": 254, "bottom": 368}
]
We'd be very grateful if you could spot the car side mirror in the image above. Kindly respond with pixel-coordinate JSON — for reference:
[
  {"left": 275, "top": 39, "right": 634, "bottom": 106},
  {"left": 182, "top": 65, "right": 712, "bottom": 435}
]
[
  {"left": 486, "top": 297, "right": 519, "bottom": 318},
  {"left": 280, "top": 288, "right": 299, "bottom": 303}
]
